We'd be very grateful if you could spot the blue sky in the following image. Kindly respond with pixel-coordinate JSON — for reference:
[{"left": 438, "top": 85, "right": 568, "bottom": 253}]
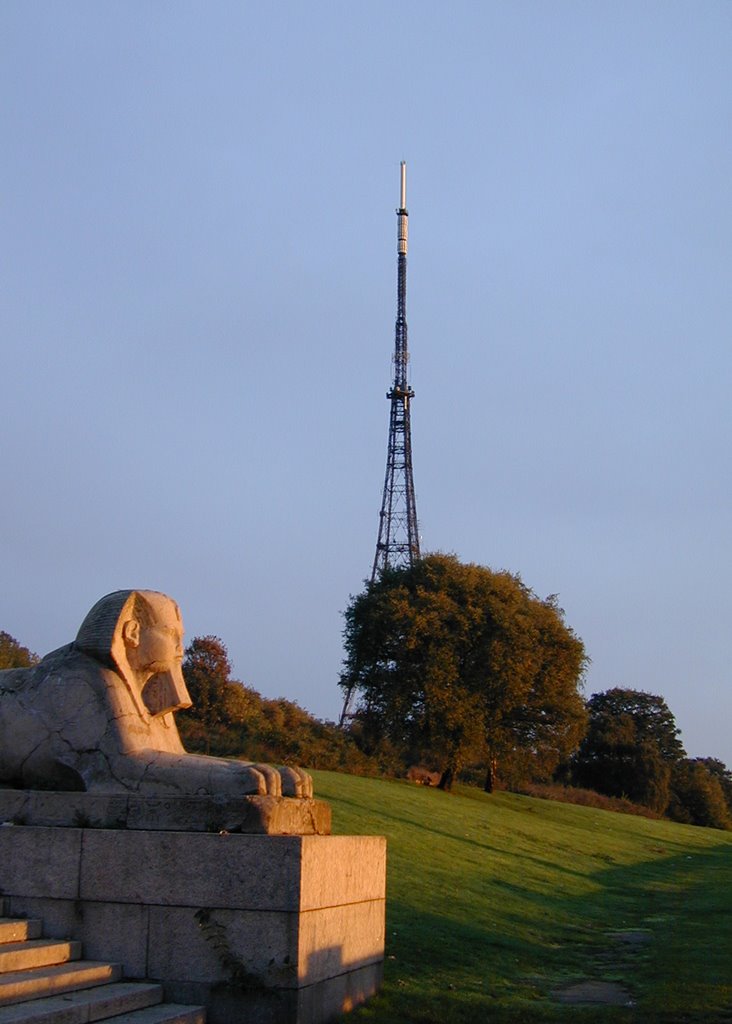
[{"left": 2, "top": 2, "right": 730, "bottom": 764}]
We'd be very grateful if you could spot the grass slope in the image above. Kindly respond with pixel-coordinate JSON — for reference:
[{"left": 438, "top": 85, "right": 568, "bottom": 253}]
[{"left": 310, "top": 771, "right": 732, "bottom": 1023}]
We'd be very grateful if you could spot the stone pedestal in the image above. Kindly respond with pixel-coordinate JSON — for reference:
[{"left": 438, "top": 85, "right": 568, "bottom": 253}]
[
  {"left": 0, "top": 812, "right": 386, "bottom": 1024},
  {"left": 0, "top": 789, "right": 331, "bottom": 836}
]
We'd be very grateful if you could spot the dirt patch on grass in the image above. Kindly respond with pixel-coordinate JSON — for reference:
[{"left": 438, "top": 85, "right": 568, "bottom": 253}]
[
  {"left": 552, "top": 929, "right": 651, "bottom": 1006},
  {"left": 609, "top": 930, "right": 653, "bottom": 945},
  {"left": 554, "top": 980, "right": 634, "bottom": 1005}
]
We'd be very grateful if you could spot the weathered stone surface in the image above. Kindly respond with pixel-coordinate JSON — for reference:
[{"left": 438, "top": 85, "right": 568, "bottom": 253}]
[
  {"left": 147, "top": 907, "right": 296, "bottom": 988},
  {"left": 297, "top": 962, "right": 384, "bottom": 1024},
  {"left": 0, "top": 962, "right": 122, "bottom": 1007},
  {"left": 0, "top": 791, "right": 330, "bottom": 836},
  {"left": 1, "top": 825, "right": 386, "bottom": 1023},
  {"left": 78, "top": 832, "right": 302, "bottom": 910},
  {"left": 0, "top": 980, "right": 163, "bottom": 1024},
  {"left": 124, "top": 794, "right": 330, "bottom": 836},
  {"left": 299, "top": 836, "right": 386, "bottom": 910},
  {"left": 0, "top": 920, "right": 41, "bottom": 944},
  {"left": 77, "top": 904, "right": 150, "bottom": 979},
  {"left": 0, "top": 591, "right": 312, "bottom": 805},
  {"left": 97, "top": 1005, "right": 205, "bottom": 1024},
  {"left": 0, "top": 793, "right": 129, "bottom": 831},
  {"left": 0, "top": 940, "right": 81, "bottom": 975},
  {"left": 5, "top": 900, "right": 81, "bottom": 947},
  {"left": 298, "top": 902, "right": 385, "bottom": 985},
  {"left": 161, "top": 961, "right": 384, "bottom": 1024},
  {"left": 0, "top": 827, "right": 82, "bottom": 899}
]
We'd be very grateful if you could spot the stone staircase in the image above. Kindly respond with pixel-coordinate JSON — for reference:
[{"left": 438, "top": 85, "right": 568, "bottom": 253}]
[{"left": 0, "top": 904, "right": 205, "bottom": 1024}]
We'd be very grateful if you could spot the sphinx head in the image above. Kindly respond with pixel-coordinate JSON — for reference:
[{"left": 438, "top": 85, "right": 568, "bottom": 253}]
[{"left": 75, "top": 590, "right": 192, "bottom": 718}]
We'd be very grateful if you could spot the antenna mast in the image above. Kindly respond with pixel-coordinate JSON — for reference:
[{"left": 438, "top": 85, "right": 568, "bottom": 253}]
[
  {"left": 340, "top": 162, "right": 421, "bottom": 726},
  {"left": 371, "top": 160, "right": 421, "bottom": 579}
]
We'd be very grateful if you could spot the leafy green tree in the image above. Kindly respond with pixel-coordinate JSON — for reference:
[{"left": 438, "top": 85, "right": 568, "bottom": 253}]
[
  {"left": 585, "top": 689, "right": 685, "bottom": 761},
  {"left": 0, "top": 631, "right": 39, "bottom": 670},
  {"left": 693, "top": 758, "right": 732, "bottom": 813},
  {"left": 181, "top": 635, "right": 232, "bottom": 754},
  {"left": 483, "top": 595, "right": 589, "bottom": 791},
  {"left": 340, "top": 554, "right": 588, "bottom": 790},
  {"left": 178, "top": 635, "right": 371, "bottom": 773},
  {"left": 667, "top": 759, "right": 731, "bottom": 830},
  {"left": 571, "top": 689, "right": 684, "bottom": 812}
]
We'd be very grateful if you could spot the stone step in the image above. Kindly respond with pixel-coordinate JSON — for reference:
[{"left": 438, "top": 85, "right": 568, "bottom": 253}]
[
  {"left": 0, "top": 962, "right": 122, "bottom": 1007},
  {"left": 0, "top": 924, "right": 43, "bottom": 947},
  {"left": 0, "top": 982, "right": 164, "bottom": 1024},
  {"left": 101, "top": 1004, "right": 205, "bottom": 1024},
  {"left": 0, "top": 943, "right": 82, "bottom": 977}
]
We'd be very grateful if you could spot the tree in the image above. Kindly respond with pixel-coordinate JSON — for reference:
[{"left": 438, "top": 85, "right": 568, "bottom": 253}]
[
  {"left": 181, "top": 635, "right": 232, "bottom": 754},
  {"left": 571, "top": 688, "right": 684, "bottom": 813},
  {"left": 693, "top": 758, "right": 732, "bottom": 813},
  {"left": 340, "top": 554, "right": 588, "bottom": 790},
  {"left": 482, "top": 594, "right": 589, "bottom": 791},
  {"left": 667, "top": 759, "right": 731, "bottom": 830},
  {"left": 179, "top": 636, "right": 371, "bottom": 773},
  {"left": 0, "top": 631, "right": 39, "bottom": 670}
]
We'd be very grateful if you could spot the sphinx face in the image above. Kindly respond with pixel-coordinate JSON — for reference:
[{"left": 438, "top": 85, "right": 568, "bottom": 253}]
[
  {"left": 129, "top": 596, "right": 192, "bottom": 718},
  {"left": 137, "top": 619, "right": 184, "bottom": 674}
]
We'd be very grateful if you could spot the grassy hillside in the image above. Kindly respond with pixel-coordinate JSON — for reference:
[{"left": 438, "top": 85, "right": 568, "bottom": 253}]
[{"left": 310, "top": 770, "right": 732, "bottom": 1023}]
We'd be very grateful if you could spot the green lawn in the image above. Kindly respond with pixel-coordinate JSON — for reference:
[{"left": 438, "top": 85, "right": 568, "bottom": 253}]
[{"left": 310, "top": 770, "right": 732, "bottom": 1024}]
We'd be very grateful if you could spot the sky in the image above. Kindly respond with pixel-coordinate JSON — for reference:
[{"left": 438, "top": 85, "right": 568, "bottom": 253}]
[{"left": 1, "top": 2, "right": 730, "bottom": 765}]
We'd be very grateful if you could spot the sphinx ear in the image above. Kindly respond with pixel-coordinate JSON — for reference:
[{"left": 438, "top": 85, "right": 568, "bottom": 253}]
[{"left": 122, "top": 619, "right": 140, "bottom": 648}]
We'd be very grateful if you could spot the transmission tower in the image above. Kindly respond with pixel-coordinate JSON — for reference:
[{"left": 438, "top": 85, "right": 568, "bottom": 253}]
[
  {"left": 339, "top": 162, "right": 420, "bottom": 726},
  {"left": 371, "top": 160, "right": 421, "bottom": 579}
]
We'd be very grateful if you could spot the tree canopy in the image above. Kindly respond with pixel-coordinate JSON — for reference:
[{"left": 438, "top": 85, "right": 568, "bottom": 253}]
[
  {"left": 181, "top": 635, "right": 233, "bottom": 753},
  {"left": 178, "top": 634, "right": 371, "bottom": 773},
  {"left": 0, "top": 631, "right": 39, "bottom": 670},
  {"left": 571, "top": 688, "right": 685, "bottom": 812},
  {"left": 667, "top": 758, "right": 731, "bottom": 830},
  {"left": 340, "top": 554, "right": 588, "bottom": 789}
]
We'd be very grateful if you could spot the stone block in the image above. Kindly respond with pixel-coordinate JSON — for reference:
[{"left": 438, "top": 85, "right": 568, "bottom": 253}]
[
  {"left": 0, "top": 792, "right": 330, "bottom": 836},
  {"left": 101, "top": 1004, "right": 205, "bottom": 1024},
  {"left": 124, "top": 796, "right": 331, "bottom": 836},
  {"left": 78, "top": 833, "right": 301, "bottom": 910},
  {"left": 0, "top": 824, "right": 386, "bottom": 1024},
  {"left": 0, "top": 938, "right": 81, "bottom": 974},
  {"left": 77, "top": 903, "right": 149, "bottom": 979},
  {"left": 298, "top": 901, "right": 385, "bottom": 985},
  {"left": 147, "top": 906, "right": 296, "bottom": 988},
  {"left": 0, "top": 828, "right": 82, "bottom": 900},
  {"left": 5, "top": 899, "right": 81, "bottom": 942},
  {"left": 0, "top": 794, "right": 27, "bottom": 826},
  {"left": 297, "top": 961, "right": 383, "bottom": 1024},
  {"left": 0, "top": 980, "right": 163, "bottom": 1024},
  {"left": 0, "top": 919, "right": 42, "bottom": 943},
  {"left": 166, "top": 961, "right": 384, "bottom": 1024},
  {"left": 0, "top": 793, "right": 130, "bottom": 831},
  {"left": 5, "top": 897, "right": 149, "bottom": 977},
  {"left": 299, "top": 836, "right": 387, "bottom": 911},
  {"left": 0, "top": 962, "right": 122, "bottom": 1006}
]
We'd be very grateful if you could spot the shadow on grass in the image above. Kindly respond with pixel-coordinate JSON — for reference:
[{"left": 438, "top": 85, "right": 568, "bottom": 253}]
[{"left": 349, "top": 837, "right": 732, "bottom": 1024}]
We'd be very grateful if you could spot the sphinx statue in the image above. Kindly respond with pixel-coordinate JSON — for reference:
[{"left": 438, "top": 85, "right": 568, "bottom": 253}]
[{"left": 0, "top": 590, "right": 312, "bottom": 799}]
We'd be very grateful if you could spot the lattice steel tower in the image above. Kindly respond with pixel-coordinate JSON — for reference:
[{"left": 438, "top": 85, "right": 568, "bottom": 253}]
[
  {"left": 339, "top": 163, "right": 420, "bottom": 727},
  {"left": 371, "top": 161, "right": 420, "bottom": 579}
]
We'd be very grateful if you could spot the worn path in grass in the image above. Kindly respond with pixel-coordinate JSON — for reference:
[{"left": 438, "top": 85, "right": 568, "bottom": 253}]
[{"left": 310, "top": 770, "right": 732, "bottom": 1024}]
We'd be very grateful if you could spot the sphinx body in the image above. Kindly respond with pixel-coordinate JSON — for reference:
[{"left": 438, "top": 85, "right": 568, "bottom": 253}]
[{"left": 0, "top": 591, "right": 312, "bottom": 799}]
